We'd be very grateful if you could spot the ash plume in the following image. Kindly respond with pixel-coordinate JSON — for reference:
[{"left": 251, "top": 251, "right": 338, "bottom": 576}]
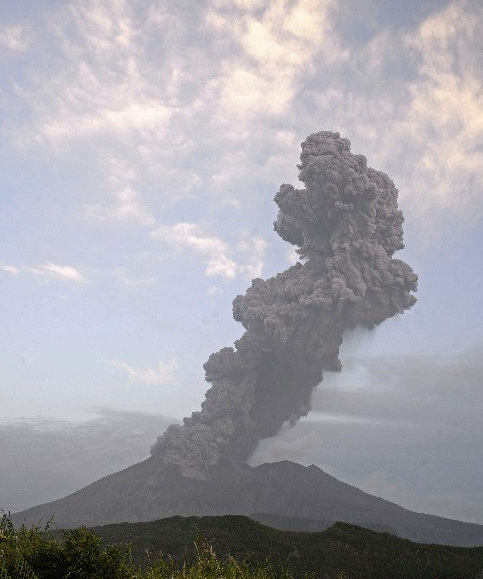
[{"left": 151, "top": 131, "right": 418, "bottom": 471}]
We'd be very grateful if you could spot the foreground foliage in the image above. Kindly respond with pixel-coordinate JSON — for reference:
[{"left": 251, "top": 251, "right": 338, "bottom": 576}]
[
  {"left": 0, "top": 513, "right": 135, "bottom": 578},
  {"left": 1, "top": 513, "right": 300, "bottom": 579},
  {"left": 2, "top": 513, "right": 483, "bottom": 578}
]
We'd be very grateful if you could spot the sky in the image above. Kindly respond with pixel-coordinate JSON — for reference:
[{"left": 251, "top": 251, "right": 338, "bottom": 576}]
[{"left": 1, "top": 0, "right": 483, "bottom": 523}]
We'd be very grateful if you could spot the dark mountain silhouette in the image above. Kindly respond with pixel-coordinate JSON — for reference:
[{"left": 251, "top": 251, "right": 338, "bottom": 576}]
[{"left": 12, "top": 460, "right": 483, "bottom": 547}]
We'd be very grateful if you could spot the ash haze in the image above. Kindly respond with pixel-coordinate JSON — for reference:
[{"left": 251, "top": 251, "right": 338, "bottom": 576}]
[{"left": 1, "top": 0, "right": 483, "bottom": 524}]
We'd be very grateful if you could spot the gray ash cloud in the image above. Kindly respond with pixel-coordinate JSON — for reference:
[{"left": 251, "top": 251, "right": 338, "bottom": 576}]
[{"left": 151, "top": 131, "right": 417, "bottom": 471}]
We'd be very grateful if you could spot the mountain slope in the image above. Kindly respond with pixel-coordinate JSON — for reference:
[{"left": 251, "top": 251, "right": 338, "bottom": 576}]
[{"left": 12, "top": 459, "right": 483, "bottom": 547}]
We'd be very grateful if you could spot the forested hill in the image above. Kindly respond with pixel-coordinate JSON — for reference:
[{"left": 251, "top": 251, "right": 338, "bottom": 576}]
[{"left": 84, "top": 514, "right": 483, "bottom": 579}]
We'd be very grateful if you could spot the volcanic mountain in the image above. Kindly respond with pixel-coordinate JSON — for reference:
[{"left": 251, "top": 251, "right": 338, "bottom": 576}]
[{"left": 12, "top": 460, "right": 483, "bottom": 547}]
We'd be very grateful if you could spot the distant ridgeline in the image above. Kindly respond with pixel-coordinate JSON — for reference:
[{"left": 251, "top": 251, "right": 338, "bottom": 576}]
[{"left": 67, "top": 515, "right": 483, "bottom": 579}]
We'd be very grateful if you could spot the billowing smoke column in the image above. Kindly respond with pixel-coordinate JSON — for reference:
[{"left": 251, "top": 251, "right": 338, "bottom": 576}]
[{"left": 151, "top": 131, "right": 417, "bottom": 471}]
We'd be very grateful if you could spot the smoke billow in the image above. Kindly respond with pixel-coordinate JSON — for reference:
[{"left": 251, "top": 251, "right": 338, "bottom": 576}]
[{"left": 151, "top": 131, "right": 417, "bottom": 471}]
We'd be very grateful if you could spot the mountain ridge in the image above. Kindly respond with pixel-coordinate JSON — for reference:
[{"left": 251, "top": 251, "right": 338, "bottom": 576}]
[{"left": 12, "top": 459, "right": 483, "bottom": 547}]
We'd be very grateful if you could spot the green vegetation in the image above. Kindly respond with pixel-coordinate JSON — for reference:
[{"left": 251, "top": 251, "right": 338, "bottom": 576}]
[
  {"left": 0, "top": 513, "right": 306, "bottom": 579},
  {"left": 2, "top": 513, "right": 483, "bottom": 578},
  {"left": 0, "top": 513, "right": 135, "bottom": 579},
  {"left": 86, "top": 515, "right": 483, "bottom": 579}
]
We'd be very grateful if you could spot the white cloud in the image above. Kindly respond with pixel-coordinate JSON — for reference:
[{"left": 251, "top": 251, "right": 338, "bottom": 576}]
[
  {"left": 212, "top": 0, "right": 267, "bottom": 9},
  {"left": 400, "top": 1, "right": 483, "bottom": 219},
  {"left": 42, "top": 101, "right": 173, "bottom": 142},
  {"left": 82, "top": 156, "right": 155, "bottom": 227},
  {"left": 237, "top": 234, "right": 267, "bottom": 278},
  {"left": 7, "top": 0, "right": 350, "bottom": 218},
  {"left": 305, "top": 411, "right": 401, "bottom": 427},
  {"left": 6, "top": 0, "right": 483, "bottom": 246},
  {"left": 208, "top": 286, "right": 222, "bottom": 296},
  {"left": 286, "top": 246, "right": 299, "bottom": 265},
  {"left": 205, "top": 0, "right": 348, "bottom": 125},
  {"left": 152, "top": 222, "right": 227, "bottom": 255},
  {"left": 205, "top": 254, "right": 238, "bottom": 279},
  {"left": 2, "top": 261, "right": 89, "bottom": 285},
  {"left": 83, "top": 187, "right": 155, "bottom": 227},
  {"left": 8, "top": 0, "right": 191, "bottom": 219},
  {"left": 151, "top": 222, "right": 238, "bottom": 280},
  {"left": 24, "top": 263, "right": 88, "bottom": 284},
  {"left": 111, "top": 267, "right": 157, "bottom": 287},
  {"left": 151, "top": 223, "right": 267, "bottom": 281},
  {"left": 4, "top": 0, "right": 348, "bottom": 242},
  {"left": 1, "top": 264, "right": 20, "bottom": 274},
  {"left": 24, "top": 0, "right": 177, "bottom": 149},
  {"left": 109, "top": 357, "right": 178, "bottom": 387},
  {"left": 221, "top": 198, "right": 242, "bottom": 209},
  {"left": 0, "top": 25, "right": 30, "bottom": 52}
]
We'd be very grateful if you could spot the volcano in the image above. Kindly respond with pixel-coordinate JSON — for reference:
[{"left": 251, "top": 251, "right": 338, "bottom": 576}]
[
  {"left": 12, "top": 460, "right": 483, "bottom": 547},
  {"left": 11, "top": 134, "right": 476, "bottom": 549}
]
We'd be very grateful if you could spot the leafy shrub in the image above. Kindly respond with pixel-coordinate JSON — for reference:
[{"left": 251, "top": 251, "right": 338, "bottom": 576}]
[
  {"left": 0, "top": 514, "right": 301, "bottom": 579},
  {"left": 1, "top": 514, "right": 135, "bottom": 579}
]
